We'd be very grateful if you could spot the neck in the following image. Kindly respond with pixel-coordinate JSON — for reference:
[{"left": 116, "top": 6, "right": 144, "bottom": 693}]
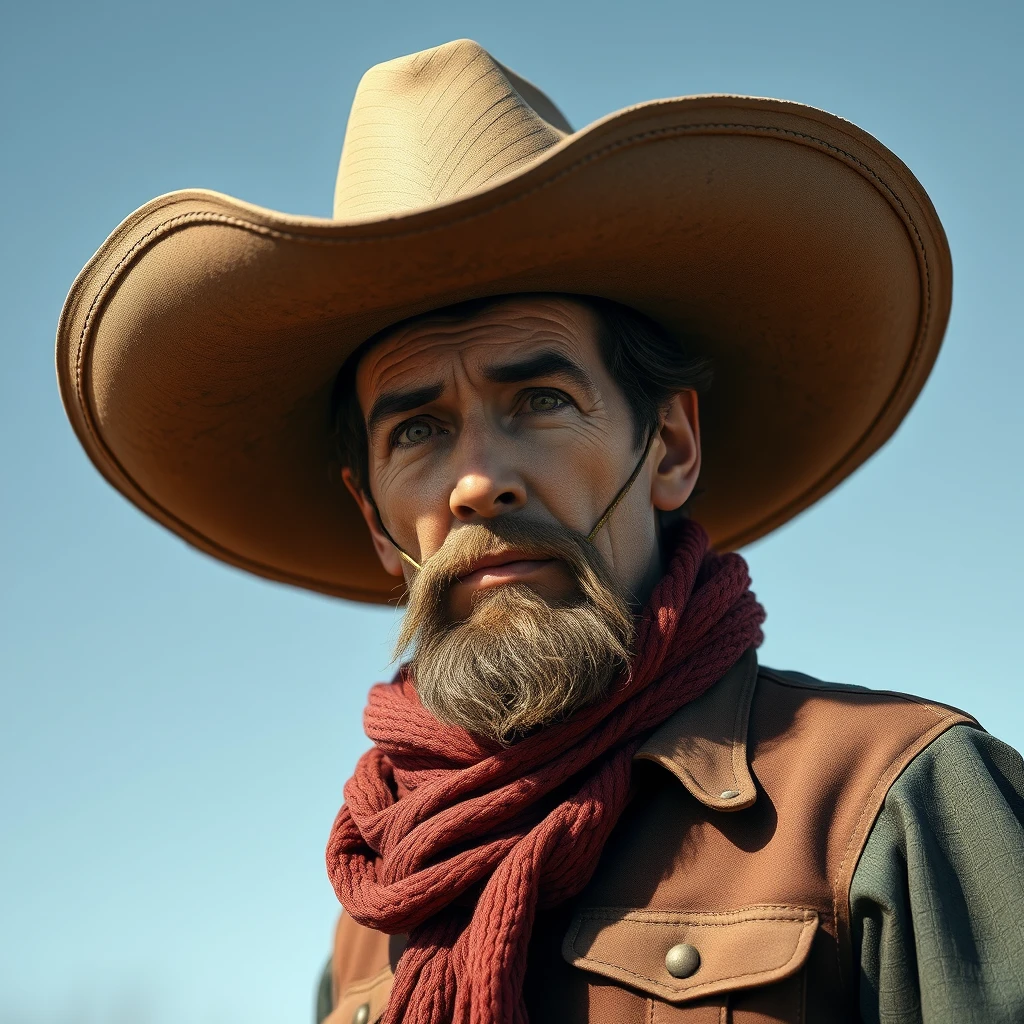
[{"left": 628, "top": 533, "right": 668, "bottom": 612}]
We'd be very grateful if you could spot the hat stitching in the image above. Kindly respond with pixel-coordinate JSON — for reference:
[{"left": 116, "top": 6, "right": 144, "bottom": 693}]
[
  {"left": 76, "top": 119, "right": 933, "bottom": 386},
  {"left": 70, "top": 120, "right": 934, "bottom": 597}
]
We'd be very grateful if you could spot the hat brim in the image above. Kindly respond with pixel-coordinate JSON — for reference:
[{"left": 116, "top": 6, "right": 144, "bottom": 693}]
[{"left": 57, "top": 94, "right": 950, "bottom": 604}]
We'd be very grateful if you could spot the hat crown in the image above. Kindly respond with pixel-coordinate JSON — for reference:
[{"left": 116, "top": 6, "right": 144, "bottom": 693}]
[{"left": 333, "top": 39, "right": 572, "bottom": 220}]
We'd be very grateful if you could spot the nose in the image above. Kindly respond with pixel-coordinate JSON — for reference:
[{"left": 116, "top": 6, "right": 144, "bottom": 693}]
[{"left": 449, "top": 438, "right": 527, "bottom": 522}]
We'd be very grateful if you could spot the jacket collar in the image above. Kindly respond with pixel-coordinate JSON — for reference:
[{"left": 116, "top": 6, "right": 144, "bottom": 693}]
[{"left": 634, "top": 647, "right": 759, "bottom": 811}]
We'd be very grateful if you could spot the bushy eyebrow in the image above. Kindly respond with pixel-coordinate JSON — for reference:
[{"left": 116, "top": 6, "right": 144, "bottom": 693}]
[
  {"left": 366, "top": 382, "right": 444, "bottom": 440},
  {"left": 483, "top": 350, "right": 597, "bottom": 398}
]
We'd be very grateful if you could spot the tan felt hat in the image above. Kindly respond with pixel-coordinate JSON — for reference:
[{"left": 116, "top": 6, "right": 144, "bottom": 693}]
[{"left": 56, "top": 38, "right": 952, "bottom": 604}]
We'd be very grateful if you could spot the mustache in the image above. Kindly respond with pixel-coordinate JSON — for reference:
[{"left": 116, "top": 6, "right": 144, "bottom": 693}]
[
  {"left": 418, "top": 518, "right": 588, "bottom": 590},
  {"left": 394, "top": 516, "right": 631, "bottom": 661}
]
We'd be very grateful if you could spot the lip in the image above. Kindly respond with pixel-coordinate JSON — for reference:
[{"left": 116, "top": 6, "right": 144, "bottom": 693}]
[{"left": 456, "top": 552, "right": 555, "bottom": 589}]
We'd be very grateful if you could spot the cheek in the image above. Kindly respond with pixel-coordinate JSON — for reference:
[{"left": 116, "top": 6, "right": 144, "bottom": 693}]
[
  {"left": 525, "top": 426, "right": 630, "bottom": 530},
  {"left": 373, "top": 457, "right": 452, "bottom": 552},
  {"left": 371, "top": 418, "right": 635, "bottom": 548}
]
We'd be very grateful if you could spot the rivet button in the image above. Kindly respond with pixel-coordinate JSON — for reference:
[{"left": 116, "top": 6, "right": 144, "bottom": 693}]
[
  {"left": 665, "top": 942, "right": 701, "bottom": 978},
  {"left": 352, "top": 1003, "right": 370, "bottom": 1024},
  {"left": 720, "top": 789, "right": 741, "bottom": 800}
]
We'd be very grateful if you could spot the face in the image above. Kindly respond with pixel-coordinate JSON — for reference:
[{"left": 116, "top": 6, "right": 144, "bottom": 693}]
[{"left": 344, "top": 295, "right": 701, "bottom": 742}]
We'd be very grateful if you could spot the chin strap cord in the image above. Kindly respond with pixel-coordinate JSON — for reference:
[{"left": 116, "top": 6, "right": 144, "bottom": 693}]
[
  {"left": 584, "top": 430, "right": 656, "bottom": 544},
  {"left": 365, "top": 495, "right": 426, "bottom": 571},
  {"left": 369, "top": 429, "right": 657, "bottom": 573}
]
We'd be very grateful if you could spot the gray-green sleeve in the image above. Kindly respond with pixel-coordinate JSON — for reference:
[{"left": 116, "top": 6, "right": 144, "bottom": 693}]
[
  {"left": 315, "top": 956, "right": 333, "bottom": 1023},
  {"left": 851, "top": 723, "right": 1024, "bottom": 1023}
]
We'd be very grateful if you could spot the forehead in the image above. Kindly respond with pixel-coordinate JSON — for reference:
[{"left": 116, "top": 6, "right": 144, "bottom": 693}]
[{"left": 354, "top": 295, "right": 603, "bottom": 402}]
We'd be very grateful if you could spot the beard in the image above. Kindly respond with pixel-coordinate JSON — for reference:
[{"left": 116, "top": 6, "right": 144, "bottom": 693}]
[{"left": 393, "top": 517, "right": 635, "bottom": 745}]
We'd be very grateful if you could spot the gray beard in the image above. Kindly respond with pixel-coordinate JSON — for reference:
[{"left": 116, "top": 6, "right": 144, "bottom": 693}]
[{"left": 394, "top": 519, "right": 635, "bottom": 745}]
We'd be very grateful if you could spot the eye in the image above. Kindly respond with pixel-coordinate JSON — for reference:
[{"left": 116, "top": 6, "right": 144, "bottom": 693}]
[
  {"left": 393, "top": 419, "right": 436, "bottom": 447},
  {"left": 527, "top": 390, "right": 568, "bottom": 413}
]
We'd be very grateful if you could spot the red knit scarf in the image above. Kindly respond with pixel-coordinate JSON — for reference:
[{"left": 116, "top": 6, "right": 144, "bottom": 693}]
[{"left": 326, "top": 521, "right": 765, "bottom": 1024}]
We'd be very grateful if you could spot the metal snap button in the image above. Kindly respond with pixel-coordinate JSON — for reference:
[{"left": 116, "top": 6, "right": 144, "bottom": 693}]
[
  {"left": 352, "top": 1002, "right": 370, "bottom": 1024},
  {"left": 720, "top": 789, "right": 741, "bottom": 799},
  {"left": 665, "top": 942, "right": 701, "bottom": 978}
]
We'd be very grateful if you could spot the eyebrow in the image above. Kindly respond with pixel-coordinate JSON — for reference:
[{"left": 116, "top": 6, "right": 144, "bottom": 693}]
[
  {"left": 366, "top": 382, "right": 444, "bottom": 439},
  {"left": 364, "top": 350, "right": 597, "bottom": 440},
  {"left": 482, "top": 350, "right": 597, "bottom": 397}
]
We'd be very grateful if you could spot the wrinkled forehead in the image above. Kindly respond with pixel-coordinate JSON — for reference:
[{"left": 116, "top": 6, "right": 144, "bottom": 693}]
[{"left": 354, "top": 295, "right": 603, "bottom": 407}]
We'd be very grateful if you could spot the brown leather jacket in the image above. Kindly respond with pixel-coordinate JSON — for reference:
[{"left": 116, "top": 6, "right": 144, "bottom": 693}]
[{"left": 322, "top": 650, "right": 974, "bottom": 1023}]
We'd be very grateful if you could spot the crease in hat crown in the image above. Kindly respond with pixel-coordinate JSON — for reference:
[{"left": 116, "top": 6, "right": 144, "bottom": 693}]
[{"left": 334, "top": 39, "right": 573, "bottom": 220}]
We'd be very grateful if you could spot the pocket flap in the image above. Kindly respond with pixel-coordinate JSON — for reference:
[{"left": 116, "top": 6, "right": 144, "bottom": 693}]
[
  {"left": 326, "top": 965, "right": 393, "bottom": 1024},
  {"left": 562, "top": 905, "right": 818, "bottom": 1003}
]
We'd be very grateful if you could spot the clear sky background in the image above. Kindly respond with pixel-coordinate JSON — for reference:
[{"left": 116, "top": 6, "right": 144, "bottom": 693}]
[{"left": 1, "top": 1, "right": 1021, "bottom": 1021}]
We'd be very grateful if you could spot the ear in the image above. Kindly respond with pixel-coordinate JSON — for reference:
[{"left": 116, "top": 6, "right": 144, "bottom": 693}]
[
  {"left": 342, "top": 468, "right": 406, "bottom": 578},
  {"left": 650, "top": 390, "right": 701, "bottom": 513}
]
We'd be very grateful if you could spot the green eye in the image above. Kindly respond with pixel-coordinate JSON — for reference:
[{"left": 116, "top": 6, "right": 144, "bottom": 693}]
[
  {"left": 528, "top": 392, "right": 565, "bottom": 412},
  {"left": 396, "top": 420, "right": 433, "bottom": 445}
]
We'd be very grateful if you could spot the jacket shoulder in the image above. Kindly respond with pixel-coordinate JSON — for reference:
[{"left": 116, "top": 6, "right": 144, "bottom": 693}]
[{"left": 756, "top": 664, "right": 979, "bottom": 726}]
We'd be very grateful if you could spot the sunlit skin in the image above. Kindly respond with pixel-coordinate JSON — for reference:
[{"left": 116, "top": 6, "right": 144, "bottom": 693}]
[{"left": 343, "top": 296, "right": 702, "bottom": 620}]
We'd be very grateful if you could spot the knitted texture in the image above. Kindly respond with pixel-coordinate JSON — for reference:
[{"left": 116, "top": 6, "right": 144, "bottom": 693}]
[{"left": 326, "top": 521, "right": 766, "bottom": 1024}]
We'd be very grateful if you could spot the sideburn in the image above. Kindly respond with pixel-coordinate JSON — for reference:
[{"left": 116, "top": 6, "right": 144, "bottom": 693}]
[{"left": 394, "top": 518, "right": 635, "bottom": 745}]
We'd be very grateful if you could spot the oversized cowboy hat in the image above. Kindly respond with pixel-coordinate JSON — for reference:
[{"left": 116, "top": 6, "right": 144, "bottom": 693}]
[{"left": 57, "top": 38, "right": 951, "bottom": 605}]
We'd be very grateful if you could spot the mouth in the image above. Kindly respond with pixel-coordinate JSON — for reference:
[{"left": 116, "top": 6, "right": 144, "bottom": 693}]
[{"left": 456, "top": 552, "right": 556, "bottom": 590}]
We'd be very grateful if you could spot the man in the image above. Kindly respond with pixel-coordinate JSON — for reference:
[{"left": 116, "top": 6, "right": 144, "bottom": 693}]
[{"left": 56, "top": 38, "right": 1024, "bottom": 1024}]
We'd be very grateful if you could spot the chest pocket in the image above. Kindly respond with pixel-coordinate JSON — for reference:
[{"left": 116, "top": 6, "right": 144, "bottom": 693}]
[
  {"left": 562, "top": 905, "right": 818, "bottom": 1021},
  {"left": 328, "top": 965, "right": 394, "bottom": 1024}
]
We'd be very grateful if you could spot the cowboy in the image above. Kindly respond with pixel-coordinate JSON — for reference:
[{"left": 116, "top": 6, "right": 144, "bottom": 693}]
[{"left": 57, "top": 38, "right": 1024, "bottom": 1024}]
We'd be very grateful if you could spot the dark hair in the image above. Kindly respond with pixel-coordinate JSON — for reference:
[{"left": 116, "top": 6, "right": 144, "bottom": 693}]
[{"left": 331, "top": 294, "right": 712, "bottom": 492}]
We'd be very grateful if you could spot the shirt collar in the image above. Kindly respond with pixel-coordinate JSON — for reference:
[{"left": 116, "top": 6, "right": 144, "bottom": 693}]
[{"left": 634, "top": 647, "right": 759, "bottom": 811}]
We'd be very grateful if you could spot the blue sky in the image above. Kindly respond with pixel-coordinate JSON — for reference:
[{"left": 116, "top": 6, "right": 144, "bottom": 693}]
[{"left": 2, "top": 1, "right": 1021, "bottom": 1021}]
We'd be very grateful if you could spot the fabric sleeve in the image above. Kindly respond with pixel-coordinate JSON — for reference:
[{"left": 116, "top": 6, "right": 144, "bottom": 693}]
[
  {"left": 315, "top": 955, "right": 333, "bottom": 1023},
  {"left": 850, "top": 723, "right": 1024, "bottom": 1024}
]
